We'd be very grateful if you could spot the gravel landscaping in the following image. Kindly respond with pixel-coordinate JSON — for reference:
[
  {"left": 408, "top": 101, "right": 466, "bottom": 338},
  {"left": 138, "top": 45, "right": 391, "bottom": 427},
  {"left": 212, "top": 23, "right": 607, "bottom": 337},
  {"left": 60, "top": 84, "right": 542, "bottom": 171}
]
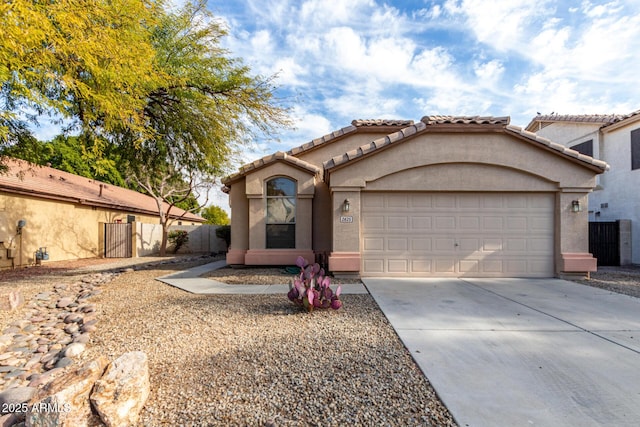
[
  {"left": 0, "top": 258, "right": 456, "bottom": 426},
  {"left": 571, "top": 266, "right": 640, "bottom": 298},
  {"left": 2, "top": 255, "right": 638, "bottom": 426}
]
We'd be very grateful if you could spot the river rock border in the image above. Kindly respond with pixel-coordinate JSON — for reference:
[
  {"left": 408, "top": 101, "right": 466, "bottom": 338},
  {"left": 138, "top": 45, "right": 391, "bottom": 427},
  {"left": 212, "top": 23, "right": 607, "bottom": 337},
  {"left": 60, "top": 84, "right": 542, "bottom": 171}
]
[{"left": 0, "top": 271, "right": 115, "bottom": 392}]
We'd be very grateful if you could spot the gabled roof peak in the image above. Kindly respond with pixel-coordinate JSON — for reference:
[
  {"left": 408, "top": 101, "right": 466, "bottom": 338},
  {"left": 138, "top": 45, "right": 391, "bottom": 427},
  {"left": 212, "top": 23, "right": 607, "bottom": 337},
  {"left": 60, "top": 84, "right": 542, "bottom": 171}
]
[{"left": 222, "top": 151, "right": 320, "bottom": 185}]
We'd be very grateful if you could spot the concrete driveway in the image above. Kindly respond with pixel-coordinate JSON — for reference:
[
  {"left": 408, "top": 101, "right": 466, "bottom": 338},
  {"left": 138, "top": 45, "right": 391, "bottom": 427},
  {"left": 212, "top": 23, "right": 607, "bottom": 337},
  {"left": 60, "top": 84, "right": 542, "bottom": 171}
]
[{"left": 363, "top": 278, "right": 640, "bottom": 427}]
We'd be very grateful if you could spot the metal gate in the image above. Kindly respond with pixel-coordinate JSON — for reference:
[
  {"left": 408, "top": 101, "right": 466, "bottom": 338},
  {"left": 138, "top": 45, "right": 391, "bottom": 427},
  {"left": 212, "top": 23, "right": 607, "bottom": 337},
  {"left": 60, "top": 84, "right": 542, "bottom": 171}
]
[
  {"left": 104, "top": 223, "right": 132, "bottom": 258},
  {"left": 589, "top": 221, "right": 619, "bottom": 266}
]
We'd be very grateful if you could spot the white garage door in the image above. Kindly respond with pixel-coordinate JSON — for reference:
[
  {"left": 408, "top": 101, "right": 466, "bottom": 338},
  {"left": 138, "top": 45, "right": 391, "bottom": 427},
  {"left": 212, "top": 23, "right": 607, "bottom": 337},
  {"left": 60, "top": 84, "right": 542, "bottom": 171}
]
[{"left": 361, "top": 193, "right": 554, "bottom": 277}]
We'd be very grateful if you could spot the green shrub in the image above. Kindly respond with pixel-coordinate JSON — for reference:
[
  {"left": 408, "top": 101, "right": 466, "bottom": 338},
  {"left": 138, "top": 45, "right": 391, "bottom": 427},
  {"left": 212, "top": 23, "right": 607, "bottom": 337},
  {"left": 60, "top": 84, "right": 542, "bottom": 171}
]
[
  {"left": 215, "top": 225, "right": 231, "bottom": 249},
  {"left": 168, "top": 230, "right": 189, "bottom": 254}
]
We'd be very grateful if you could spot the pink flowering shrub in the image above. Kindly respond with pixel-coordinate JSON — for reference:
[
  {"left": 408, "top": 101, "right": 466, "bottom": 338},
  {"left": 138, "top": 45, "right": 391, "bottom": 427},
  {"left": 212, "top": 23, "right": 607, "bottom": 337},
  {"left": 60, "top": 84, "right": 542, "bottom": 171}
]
[{"left": 287, "top": 256, "right": 342, "bottom": 312}]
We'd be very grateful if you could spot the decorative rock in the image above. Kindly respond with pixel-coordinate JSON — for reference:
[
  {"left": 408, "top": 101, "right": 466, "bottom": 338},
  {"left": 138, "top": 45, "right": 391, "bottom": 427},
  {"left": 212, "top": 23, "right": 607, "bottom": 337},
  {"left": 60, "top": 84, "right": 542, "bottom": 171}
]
[
  {"left": 64, "top": 324, "right": 79, "bottom": 335},
  {"left": 79, "top": 325, "right": 96, "bottom": 334},
  {"left": 63, "top": 314, "right": 82, "bottom": 324},
  {"left": 0, "top": 413, "right": 20, "bottom": 426},
  {"left": 55, "top": 357, "right": 73, "bottom": 369},
  {"left": 63, "top": 343, "right": 85, "bottom": 358},
  {"left": 73, "top": 334, "right": 90, "bottom": 345},
  {"left": 90, "top": 352, "right": 150, "bottom": 427},
  {"left": 36, "top": 292, "right": 51, "bottom": 301},
  {"left": 0, "top": 386, "right": 36, "bottom": 414},
  {"left": 26, "top": 356, "right": 109, "bottom": 427},
  {"left": 56, "top": 297, "right": 73, "bottom": 308},
  {"left": 78, "top": 305, "right": 95, "bottom": 314},
  {"left": 27, "top": 368, "right": 64, "bottom": 389},
  {"left": 0, "top": 292, "right": 25, "bottom": 311}
]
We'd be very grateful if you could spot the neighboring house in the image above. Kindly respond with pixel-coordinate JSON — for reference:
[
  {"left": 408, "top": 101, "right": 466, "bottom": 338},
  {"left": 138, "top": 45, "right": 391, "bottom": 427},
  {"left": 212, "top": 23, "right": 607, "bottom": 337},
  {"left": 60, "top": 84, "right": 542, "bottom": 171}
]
[
  {"left": 222, "top": 116, "right": 608, "bottom": 278},
  {"left": 0, "top": 158, "right": 205, "bottom": 269},
  {"left": 526, "top": 110, "right": 640, "bottom": 264}
]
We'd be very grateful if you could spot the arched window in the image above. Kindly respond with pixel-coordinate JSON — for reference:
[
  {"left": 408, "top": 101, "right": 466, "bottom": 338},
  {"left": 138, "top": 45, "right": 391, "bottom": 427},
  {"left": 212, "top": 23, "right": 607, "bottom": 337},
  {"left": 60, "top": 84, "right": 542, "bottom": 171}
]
[{"left": 266, "top": 177, "right": 296, "bottom": 248}]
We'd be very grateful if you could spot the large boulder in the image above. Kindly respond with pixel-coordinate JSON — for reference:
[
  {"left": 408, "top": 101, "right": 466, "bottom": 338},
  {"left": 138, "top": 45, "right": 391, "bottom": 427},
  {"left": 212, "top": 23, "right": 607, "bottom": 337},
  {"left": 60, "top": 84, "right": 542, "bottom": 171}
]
[
  {"left": 26, "top": 356, "right": 108, "bottom": 427},
  {"left": 90, "top": 351, "right": 150, "bottom": 427}
]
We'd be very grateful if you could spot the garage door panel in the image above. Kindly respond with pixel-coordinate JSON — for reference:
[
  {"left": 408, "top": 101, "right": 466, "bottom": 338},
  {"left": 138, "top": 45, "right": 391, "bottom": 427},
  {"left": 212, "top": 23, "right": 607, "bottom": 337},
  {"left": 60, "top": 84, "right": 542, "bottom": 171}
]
[
  {"left": 411, "top": 259, "right": 432, "bottom": 272},
  {"left": 388, "top": 259, "right": 408, "bottom": 273},
  {"left": 363, "top": 237, "right": 384, "bottom": 251},
  {"left": 362, "top": 192, "right": 554, "bottom": 277},
  {"left": 412, "top": 238, "right": 432, "bottom": 251},
  {"left": 363, "top": 216, "right": 384, "bottom": 229},
  {"left": 435, "top": 259, "right": 456, "bottom": 273},
  {"left": 363, "top": 259, "right": 384, "bottom": 273},
  {"left": 460, "top": 259, "right": 479, "bottom": 273},
  {"left": 388, "top": 238, "right": 408, "bottom": 251},
  {"left": 435, "top": 238, "right": 456, "bottom": 251},
  {"left": 460, "top": 216, "right": 480, "bottom": 229},
  {"left": 483, "top": 217, "right": 504, "bottom": 229}
]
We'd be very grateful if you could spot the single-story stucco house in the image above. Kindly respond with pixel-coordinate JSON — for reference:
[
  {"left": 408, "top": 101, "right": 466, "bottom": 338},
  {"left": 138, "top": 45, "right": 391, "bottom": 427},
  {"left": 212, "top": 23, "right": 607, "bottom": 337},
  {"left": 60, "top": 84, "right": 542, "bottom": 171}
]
[
  {"left": 222, "top": 116, "right": 609, "bottom": 278},
  {"left": 0, "top": 158, "right": 205, "bottom": 269}
]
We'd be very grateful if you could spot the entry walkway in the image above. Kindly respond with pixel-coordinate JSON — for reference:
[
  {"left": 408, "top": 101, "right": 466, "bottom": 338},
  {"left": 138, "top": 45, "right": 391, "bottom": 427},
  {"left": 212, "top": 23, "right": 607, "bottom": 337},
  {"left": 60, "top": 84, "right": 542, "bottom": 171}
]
[
  {"left": 364, "top": 277, "right": 640, "bottom": 427},
  {"left": 156, "top": 261, "right": 368, "bottom": 294}
]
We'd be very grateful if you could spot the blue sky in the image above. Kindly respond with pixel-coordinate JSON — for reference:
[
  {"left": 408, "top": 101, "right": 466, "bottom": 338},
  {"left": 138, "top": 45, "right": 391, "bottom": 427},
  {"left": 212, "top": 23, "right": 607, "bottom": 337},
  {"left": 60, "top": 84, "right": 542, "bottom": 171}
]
[
  {"left": 205, "top": 0, "right": 640, "bottom": 161},
  {"left": 28, "top": 0, "right": 640, "bottom": 210}
]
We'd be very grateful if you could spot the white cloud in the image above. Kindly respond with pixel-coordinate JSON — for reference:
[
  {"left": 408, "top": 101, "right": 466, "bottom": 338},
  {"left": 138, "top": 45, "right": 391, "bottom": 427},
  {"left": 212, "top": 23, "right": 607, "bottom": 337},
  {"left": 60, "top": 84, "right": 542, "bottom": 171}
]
[
  {"left": 474, "top": 60, "right": 505, "bottom": 82},
  {"left": 212, "top": 0, "right": 640, "bottom": 147}
]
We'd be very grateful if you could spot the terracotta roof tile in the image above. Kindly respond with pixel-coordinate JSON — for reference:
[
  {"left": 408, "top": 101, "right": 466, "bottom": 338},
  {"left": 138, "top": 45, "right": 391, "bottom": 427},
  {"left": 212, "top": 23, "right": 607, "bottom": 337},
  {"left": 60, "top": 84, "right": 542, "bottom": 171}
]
[
  {"left": 0, "top": 158, "right": 205, "bottom": 221},
  {"left": 286, "top": 124, "right": 358, "bottom": 156},
  {"left": 284, "top": 120, "right": 413, "bottom": 158},
  {"left": 352, "top": 119, "right": 414, "bottom": 127},
  {"left": 222, "top": 151, "right": 319, "bottom": 184},
  {"left": 422, "top": 116, "right": 510, "bottom": 125},
  {"left": 524, "top": 111, "right": 640, "bottom": 132}
]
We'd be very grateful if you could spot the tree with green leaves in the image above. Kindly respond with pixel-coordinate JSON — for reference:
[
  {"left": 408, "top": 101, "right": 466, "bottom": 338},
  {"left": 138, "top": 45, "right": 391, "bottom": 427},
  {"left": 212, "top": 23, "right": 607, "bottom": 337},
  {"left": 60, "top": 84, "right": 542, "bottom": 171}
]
[
  {"left": 0, "top": 0, "right": 164, "bottom": 146},
  {"left": 1, "top": 0, "right": 291, "bottom": 256},
  {"left": 118, "top": 0, "right": 291, "bottom": 255},
  {"left": 201, "top": 205, "right": 230, "bottom": 225}
]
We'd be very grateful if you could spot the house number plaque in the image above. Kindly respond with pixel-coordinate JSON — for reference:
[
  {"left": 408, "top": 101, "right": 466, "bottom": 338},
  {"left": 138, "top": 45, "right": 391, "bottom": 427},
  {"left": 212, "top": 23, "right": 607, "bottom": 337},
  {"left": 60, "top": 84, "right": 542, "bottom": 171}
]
[{"left": 340, "top": 216, "right": 353, "bottom": 223}]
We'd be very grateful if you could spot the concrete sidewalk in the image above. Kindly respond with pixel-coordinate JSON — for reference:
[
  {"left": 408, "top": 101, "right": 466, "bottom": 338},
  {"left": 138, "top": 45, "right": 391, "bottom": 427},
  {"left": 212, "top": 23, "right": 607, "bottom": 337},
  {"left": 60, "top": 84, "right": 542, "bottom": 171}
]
[
  {"left": 364, "top": 277, "right": 640, "bottom": 427},
  {"left": 157, "top": 261, "right": 368, "bottom": 294}
]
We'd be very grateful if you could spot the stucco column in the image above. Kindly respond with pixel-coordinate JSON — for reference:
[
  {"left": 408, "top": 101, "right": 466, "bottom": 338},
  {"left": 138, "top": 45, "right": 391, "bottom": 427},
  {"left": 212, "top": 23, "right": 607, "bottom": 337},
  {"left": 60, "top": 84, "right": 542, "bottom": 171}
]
[
  {"left": 226, "top": 181, "right": 249, "bottom": 265},
  {"left": 557, "top": 191, "right": 597, "bottom": 276},
  {"left": 328, "top": 189, "right": 361, "bottom": 276}
]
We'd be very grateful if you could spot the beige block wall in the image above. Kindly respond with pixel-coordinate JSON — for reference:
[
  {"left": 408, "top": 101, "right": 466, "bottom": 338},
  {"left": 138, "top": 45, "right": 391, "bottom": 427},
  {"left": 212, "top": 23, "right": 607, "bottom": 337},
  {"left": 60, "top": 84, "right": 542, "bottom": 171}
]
[{"left": 0, "top": 192, "right": 160, "bottom": 268}]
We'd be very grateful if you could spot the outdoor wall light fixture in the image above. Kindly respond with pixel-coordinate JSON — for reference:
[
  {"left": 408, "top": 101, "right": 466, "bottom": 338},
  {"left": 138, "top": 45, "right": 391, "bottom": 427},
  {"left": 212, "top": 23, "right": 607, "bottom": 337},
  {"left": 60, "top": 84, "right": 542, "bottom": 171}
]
[
  {"left": 571, "top": 200, "right": 581, "bottom": 213},
  {"left": 16, "top": 219, "right": 26, "bottom": 234},
  {"left": 342, "top": 199, "right": 350, "bottom": 212}
]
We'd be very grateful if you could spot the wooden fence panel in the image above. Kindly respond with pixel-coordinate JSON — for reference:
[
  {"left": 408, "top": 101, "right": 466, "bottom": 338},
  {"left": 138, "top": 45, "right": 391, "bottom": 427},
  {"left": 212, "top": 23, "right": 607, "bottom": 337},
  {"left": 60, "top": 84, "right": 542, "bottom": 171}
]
[{"left": 105, "top": 223, "right": 132, "bottom": 258}]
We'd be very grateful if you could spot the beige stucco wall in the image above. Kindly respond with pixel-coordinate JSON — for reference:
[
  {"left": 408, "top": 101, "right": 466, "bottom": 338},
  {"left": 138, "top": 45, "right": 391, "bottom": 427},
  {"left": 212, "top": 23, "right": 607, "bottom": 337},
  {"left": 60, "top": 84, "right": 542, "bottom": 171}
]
[
  {"left": 0, "top": 192, "right": 161, "bottom": 269},
  {"left": 227, "top": 162, "right": 316, "bottom": 265}
]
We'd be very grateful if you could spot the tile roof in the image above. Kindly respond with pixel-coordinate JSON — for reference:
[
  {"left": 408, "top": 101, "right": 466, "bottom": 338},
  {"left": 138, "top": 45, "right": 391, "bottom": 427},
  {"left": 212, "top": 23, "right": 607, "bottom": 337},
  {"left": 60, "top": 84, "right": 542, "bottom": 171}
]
[
  {"left": 524, "top": 110, "right": 640, "bottom": 132},
  {"left": 286, "top": 124, "right": 358, "bottom": 156},
  {"left": 352, "top": 119, "right": 414, "bottom": 127},
  {"left": 0, "top": 158, "right": 205, "bottom": 222},
  {"left": 422, "top": 115, "right": 510, "bottom": 125},
  {"left": 222, "top": 151, "right": 320, "bottom": 185},
  {"left": 285, "top": 119, "right": 413, "bottom": 157},
  {"left": 323, "top": 116, "right": 609, "bottom": 172}
]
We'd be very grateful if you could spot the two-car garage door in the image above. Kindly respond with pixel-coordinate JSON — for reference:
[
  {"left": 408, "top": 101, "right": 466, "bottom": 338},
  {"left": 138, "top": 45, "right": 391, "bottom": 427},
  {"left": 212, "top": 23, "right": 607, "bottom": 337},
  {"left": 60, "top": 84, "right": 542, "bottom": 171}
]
[{"left": 361, "top": 193, "right": 554, "bottom": 277}]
